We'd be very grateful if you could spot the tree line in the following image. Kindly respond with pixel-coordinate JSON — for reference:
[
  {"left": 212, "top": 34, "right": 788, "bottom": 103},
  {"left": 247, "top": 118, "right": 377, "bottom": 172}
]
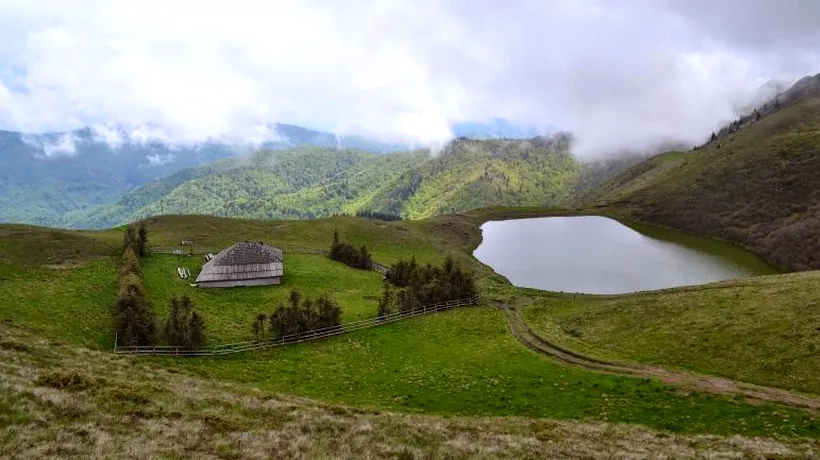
[
  {"left": 113, "top": 224, "right": 156, "bottom": 347},
  {"left": 329, "top": 230, "right": 372, "bottom": 269},
  {"left": 113, "top": 223, "right": 207, "bottom": 349},
  {"left": 354, "top": 210, "right": 402, "bottom": 221},
  {"left": 252, "top": 290, "right": 342, "bottom": 340},
  {"left": 380, "top": 255, "right": 478, "bottom": 316}
]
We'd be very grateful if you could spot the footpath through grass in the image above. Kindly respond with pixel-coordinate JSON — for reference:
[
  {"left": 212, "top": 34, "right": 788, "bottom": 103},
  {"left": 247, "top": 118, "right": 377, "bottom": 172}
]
[
  {"left": 521, "top": 271, "right": 820, "bottom": 396},
  {"left": 158, "top": 306, "right": 820, "bottom": 438}
]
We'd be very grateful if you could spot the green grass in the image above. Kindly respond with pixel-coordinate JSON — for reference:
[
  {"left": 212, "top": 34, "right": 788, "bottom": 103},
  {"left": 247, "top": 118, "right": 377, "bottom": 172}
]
[
  {"left": 141, "top": 215, "right": 452, "bottom": 267},
  {"left": 158, "top": 306, "right": 820, "bottom": 438},
  {"left": 4, "top": 320, "right": 817, "bottom": 459},
  {"left": 0, "top": 261, "right": 117, "bottom": 348},
  {"left": 143, "top": 253, "right": 385, "bottom": 342},
  {"left": 2, "top": 214, "right": 820, "bottom": 440},
  {"left": 521, "top": 271, "right": 820, "bottom": 395}
]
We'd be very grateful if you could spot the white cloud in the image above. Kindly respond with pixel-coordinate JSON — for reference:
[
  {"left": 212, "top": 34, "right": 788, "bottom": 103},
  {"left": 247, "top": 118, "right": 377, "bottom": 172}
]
[
  {"left": 21, "top": 132, "right": 79, "bottom": 158},
  {"left": 146, "top": 153, "right": 175, "bottom": 167},
  {"left": 0, "top": 0, "right": 818, "bottom": 156}
]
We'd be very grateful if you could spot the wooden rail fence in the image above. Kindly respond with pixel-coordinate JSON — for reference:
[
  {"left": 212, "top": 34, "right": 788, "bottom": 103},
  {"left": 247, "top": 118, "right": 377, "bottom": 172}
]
[{"left": 114, "top": 294, "right": 481, "bottom": 357}]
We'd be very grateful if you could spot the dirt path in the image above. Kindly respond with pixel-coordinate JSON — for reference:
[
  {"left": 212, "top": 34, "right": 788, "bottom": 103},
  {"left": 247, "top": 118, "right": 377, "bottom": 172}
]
[{"left": 500, "top": 305, "right": 820, "bottom": 411}]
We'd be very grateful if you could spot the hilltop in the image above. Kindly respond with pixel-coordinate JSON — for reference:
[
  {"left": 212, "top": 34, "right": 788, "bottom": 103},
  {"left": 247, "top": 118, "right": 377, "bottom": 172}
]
[
  {"left": 66, "top": 136, "right": 593, "bottom": 228},
  {"left": 586, "top": 73, "right": 820, "bottom": 271}
]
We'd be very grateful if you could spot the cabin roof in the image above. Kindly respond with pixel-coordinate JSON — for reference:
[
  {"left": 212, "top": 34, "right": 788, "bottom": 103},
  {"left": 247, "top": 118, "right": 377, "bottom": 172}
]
[{"left": 195, "top": 242, "right": 283, "bottom": 284}]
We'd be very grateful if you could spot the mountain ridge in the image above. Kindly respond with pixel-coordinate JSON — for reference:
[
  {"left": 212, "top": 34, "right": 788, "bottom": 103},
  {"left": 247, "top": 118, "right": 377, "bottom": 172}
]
[
  {"left": 64, "top": 135, "right": 600, "bottom": 229},
  {"left": 586, "top": 71, "right": 820, "bottom": 271}
]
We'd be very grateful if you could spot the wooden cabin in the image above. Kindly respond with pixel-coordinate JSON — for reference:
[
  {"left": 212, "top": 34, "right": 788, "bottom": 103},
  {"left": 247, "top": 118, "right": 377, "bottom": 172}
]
[{"left": 195, "top": 241, "right": 283, "bottom": 288}]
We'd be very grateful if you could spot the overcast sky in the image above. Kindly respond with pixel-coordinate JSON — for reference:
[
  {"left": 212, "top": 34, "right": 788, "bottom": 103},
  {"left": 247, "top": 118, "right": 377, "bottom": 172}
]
[{"left": 0, "top": 0, "right": 818, "bottom": 155}]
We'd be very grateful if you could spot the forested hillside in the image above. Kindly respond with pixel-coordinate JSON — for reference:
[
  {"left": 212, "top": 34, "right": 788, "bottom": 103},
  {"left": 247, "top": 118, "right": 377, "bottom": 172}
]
[
  {"left": 588, "top": 76, "right": 820, "bottom": 271},
  {"left": 0, "top": 124, "right": 410, "bottom": 227},
  {"left": 69, "top": 136, "right": 586, "bottom": 228}
]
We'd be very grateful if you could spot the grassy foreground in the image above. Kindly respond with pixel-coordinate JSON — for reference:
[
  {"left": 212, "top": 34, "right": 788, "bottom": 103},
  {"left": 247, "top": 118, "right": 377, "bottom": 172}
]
[
  {"left": 5, "top": 321, "right": 819, "bottom": 460},
  {"left": 159, "top": 306, "right": 820, "bottom": 438},
  {"left": 522, "top": 271, "right": 820, "bottom": 395}
]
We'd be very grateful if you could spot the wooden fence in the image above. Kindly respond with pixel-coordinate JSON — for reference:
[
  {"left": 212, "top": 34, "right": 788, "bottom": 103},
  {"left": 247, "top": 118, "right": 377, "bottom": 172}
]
[{"left": 114, "top": 294, "right": 481, "bottom": 357}]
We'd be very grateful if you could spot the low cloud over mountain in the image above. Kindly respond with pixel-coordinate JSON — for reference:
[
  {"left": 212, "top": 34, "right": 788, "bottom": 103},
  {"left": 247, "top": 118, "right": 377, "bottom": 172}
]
[{"left": 0, "top": 1, "right": 818, "bottom": 155}]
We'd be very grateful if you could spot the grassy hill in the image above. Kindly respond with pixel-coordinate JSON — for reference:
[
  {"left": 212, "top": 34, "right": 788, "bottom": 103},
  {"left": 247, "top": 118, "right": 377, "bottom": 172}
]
[
  {"left": 6, "top": 320, "right": 819, "bottom": 459},
  {"left": 586, "top": 92, "right": 820, "bottom": 271},
  {"left": 67, "top": 137, "right": 585, "bottom": 229},
  {"left": 521, "top": 271, "right": 820, "bottom": 395},
  {"left": 2, "top": 213, "right": 820, "bottom": 453}
]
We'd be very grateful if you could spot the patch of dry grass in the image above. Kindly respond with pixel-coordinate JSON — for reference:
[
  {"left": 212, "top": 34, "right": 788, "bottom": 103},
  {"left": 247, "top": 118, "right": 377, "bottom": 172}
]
[{"left": 2, "top": 322, "right": 818, "bottom": 459}]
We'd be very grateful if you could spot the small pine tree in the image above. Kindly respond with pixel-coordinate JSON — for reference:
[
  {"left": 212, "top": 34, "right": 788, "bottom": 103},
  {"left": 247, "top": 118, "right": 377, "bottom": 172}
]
[
  {"left": 253, "top": 313, "right": 267, "bottom": 339},
  {"left": 137, "top": 224, "right": 149, "bottom": 257},
  {"left": 123, "top": 225, "right": 138, "bottom": 253},
  {"left": 119, "top": 247, "right": 143, "bottom": 278},
  {"left": 188, "top": 311, "right": 206, "bottom": 349},
  {"left": 709, "top": 132, "right": 717, "bottom": 143},
  {"left": 164, "top": 297, "right": 185, "bottom": 346},
  {"left": 377, "top": 279, "right": 393, "bottom": 318}
]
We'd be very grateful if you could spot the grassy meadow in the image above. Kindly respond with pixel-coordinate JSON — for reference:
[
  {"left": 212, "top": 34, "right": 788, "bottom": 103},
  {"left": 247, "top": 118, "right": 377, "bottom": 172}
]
[
  {"left": 143, "top": 253, "right": 385, "bottom": 342},
  {"left": 1, "top": 212, "right": 820, "bottom": 445},
  {"left": 159, "top": 305, "right": 820, "bottom": 437},
  {"left": 5, "top": 321, "right": 818, "bottom": 459},
  {"left": 521, "top": 271, "right": 820, "bottom": 395}
]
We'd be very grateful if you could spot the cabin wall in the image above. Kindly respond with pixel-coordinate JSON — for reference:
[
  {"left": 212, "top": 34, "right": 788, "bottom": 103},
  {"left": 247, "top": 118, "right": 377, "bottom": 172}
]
[{"left": 198, "top": 277, "right": 282, "bottom": 288}]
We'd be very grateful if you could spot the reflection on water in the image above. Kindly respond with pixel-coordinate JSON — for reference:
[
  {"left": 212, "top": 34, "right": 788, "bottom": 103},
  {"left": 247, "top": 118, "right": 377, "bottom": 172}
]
[{"left": 473, "top": 216, "right": 776, "bottom": 294}]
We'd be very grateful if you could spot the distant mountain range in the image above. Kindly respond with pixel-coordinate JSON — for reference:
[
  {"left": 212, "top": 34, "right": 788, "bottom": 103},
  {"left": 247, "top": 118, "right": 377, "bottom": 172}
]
[
  {"left": 0, "top": 118, "right": 558, "bottom": 227},
  {"left": 0, "top": 123, "right": 416, "bottom": 227},
  {"left": 63, "top": 134, "right": 598, "bottom": 229},
  {"left": 451, "top": 118, "right": 556, "bottom": 139}
]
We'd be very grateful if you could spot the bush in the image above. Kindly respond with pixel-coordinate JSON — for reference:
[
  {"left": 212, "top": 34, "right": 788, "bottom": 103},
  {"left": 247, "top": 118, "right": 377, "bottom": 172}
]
[
  {"left": 164, "top": 296, "right": 206, "bottom": 349},
  {"left": 35, "top": 370, "right": 95, "bottom": 391},
  {"left": 386, "top": 255, "right": 478, "bottom": 313},
  {"left": 267, "top": 291, "right": 342, "bottom": 339},
  {"left": 329, "top": 230, "right": 372, "bottom": 270},
  {"left": 119, "top": 247, "right": 143, "bottom": 278},
  {"left": 385, "top": 256, "right": 418, "bottom": 287}
]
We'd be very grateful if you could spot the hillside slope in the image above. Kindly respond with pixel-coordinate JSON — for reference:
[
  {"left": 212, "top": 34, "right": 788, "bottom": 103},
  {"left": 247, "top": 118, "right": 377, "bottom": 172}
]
[
  {"left": 0, "top": 125, "right": 410, "bottom": 227},
  {"left": 4, "top": 320, "right": 817, "bottom": 459},
  {"left": 588, "top": 91, "right": 820, "bottom": 271},
  {"left": 69, "top": 137, "right": 584, "bottom": 228}
]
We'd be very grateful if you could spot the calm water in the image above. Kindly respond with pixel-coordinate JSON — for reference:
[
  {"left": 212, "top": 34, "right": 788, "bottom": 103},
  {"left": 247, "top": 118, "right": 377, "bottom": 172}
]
[{"left": 474, "top": 216, "right": 777, "bottom": 294}]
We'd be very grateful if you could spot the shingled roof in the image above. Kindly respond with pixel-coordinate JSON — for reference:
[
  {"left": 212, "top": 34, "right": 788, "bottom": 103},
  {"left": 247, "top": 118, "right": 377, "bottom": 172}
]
[{"left": 195, "top": 242, "right": 284, "bottom": 284}]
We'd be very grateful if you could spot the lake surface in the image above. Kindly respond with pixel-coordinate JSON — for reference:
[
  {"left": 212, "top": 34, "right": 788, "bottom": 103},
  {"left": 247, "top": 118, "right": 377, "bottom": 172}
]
[{"left": 474, "top": 216, "right": 777, "bottom": 294}]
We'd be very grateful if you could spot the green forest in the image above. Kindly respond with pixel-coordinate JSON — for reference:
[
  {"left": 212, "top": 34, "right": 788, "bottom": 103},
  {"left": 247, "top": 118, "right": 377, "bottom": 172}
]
[{"left": 65, "top": 135, "right": 612, "bottom": 228}]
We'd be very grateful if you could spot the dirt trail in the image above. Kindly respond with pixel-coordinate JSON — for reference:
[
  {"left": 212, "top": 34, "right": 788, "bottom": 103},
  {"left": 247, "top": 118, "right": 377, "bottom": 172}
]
[{"left": 500, "top": 305, "right": 820, "bottom": 411}]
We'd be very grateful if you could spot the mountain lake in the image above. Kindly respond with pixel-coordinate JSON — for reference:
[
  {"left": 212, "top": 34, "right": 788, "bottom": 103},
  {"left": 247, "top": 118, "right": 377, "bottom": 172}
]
[{"left": 474, "top": 216, "right": 778, "bottom": 294}]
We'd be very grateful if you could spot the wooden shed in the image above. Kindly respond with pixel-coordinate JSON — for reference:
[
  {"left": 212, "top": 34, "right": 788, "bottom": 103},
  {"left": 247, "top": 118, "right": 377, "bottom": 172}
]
[{"left": 195, "top": 241, "right": 284, "bottom": 288}]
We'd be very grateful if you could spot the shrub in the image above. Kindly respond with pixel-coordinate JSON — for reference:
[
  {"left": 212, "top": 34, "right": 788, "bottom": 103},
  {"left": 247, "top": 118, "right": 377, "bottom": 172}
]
[
  {"left": 36, "top": 370, "right": 95, "bottom": 391},
  {"left": 329, "top": 230, "right": 372, "bottom": 270},
  {"left": 387, "top": 255, "right": 478, "bottom": 313},
  {"left": 267, "top": 291, "right": 342, "bottom": 339},
  {"left": 164, "top": 296, "right": 206, "bottom": 349}
]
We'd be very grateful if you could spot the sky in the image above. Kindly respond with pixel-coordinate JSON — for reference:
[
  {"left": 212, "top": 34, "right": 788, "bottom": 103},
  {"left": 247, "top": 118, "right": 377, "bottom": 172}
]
[{"left": 0, "top": 0, "right": 818, "bottom": 157}]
